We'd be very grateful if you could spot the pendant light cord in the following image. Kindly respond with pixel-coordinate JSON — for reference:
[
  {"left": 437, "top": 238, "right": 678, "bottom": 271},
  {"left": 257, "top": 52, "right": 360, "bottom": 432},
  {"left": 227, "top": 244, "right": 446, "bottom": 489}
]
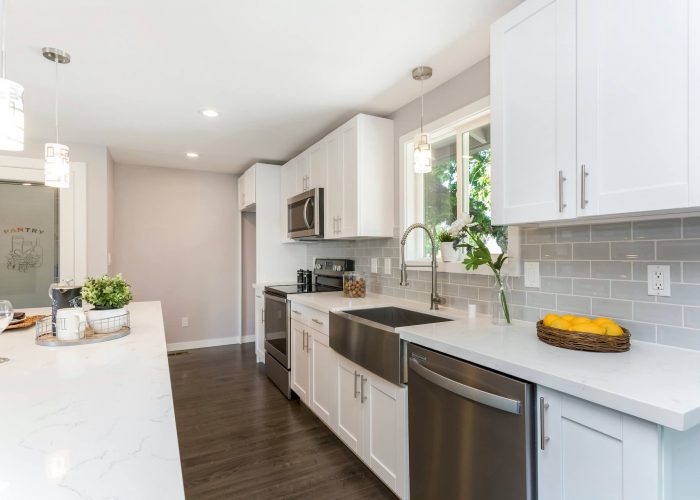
[
  {"left": 54, "top": 57, "right": 59, "bottom": 143},
  {"left": 420, "top": 79, "right": 424, "bottom": 134},
  {"left": 1, "top": 0, "right": 6, "bottom": 79}
]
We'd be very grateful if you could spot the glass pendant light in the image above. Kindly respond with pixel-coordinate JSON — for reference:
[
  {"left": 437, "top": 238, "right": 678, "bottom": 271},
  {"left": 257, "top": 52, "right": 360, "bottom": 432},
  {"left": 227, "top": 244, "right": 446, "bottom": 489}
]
[
  {"left": 0, "top": 0, "right": 24, "bottom": 151},
  {"left": 412, "top": 66, "right": 432, "bottom": 174},
  {"left": 43, "top": 47, "right": 71, "bottom": 188}
]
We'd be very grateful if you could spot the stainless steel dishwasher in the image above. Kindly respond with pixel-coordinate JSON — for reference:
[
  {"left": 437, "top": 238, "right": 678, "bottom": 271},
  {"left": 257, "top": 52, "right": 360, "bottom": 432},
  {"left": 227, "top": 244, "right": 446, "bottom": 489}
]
[{"left": 407, "top": 343, "right": 535, "bottom": 500}]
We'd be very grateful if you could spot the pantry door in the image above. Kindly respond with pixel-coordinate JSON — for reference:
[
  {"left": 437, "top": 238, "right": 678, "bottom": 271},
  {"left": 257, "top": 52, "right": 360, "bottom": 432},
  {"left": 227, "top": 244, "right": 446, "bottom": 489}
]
[{"left": 0, "top": 157, "right": 87, "bottom": 307}]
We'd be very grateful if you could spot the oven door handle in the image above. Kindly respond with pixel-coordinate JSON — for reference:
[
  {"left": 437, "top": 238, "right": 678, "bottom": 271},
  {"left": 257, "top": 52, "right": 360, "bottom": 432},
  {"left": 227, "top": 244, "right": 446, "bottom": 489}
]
[
  {"left": 409, "top": 358, "right": 522, "bottom": 415},
  {"left": 303, "top": 198, "right": 313, "bottom": 229},
  {"left": 264, "top": 293, "right": 287, "bottom": 304}
]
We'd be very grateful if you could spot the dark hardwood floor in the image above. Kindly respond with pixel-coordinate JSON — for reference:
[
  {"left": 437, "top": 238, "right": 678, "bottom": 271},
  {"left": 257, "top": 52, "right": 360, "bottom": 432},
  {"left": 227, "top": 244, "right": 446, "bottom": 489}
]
[{"left": 169, "top": 343, "right": 397, "bottom": 500}]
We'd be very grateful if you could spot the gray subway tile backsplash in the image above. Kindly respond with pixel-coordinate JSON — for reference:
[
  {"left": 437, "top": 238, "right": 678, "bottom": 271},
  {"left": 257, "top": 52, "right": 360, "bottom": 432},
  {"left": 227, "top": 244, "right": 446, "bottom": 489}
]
[
  {"left": 573, "top": 242, "right": 610, "bottom": 260},
  {"left": 591, "top": 261, "right": 632, "bottom": 280},
  {"left": 682, "top": 217, "right": 700, "bottom": 238},
  {"left": 591, "top": 222, "right": 632, "bottom": 242},
  {"left": 311, "top": 217, "right": 700, "bottom": 351},
  {"left": 632, "top": 219, "right": 682, "bottom": 240},
  {"left": 657, "top": 240, "right": 700, "bottom": 261},
  {"left": 556, "top": 225, "right": 591, "bottom": 243},
  {"left": 611, "top": 241, "right": 655, "bottom": 260}
]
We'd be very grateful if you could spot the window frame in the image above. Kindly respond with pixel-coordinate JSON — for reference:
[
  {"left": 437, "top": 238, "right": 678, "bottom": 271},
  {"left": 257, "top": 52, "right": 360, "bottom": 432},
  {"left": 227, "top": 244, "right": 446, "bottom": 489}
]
[{"left": 398, "top": 97, "right": 521, "bottom": 275}]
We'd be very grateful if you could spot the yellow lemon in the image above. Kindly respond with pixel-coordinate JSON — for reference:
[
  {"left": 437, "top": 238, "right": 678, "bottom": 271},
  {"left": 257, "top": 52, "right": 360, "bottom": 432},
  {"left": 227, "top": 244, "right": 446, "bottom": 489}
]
[
  {"left": 572, "top": 323, "right": 606, "bottom": 335},
  {"left": 593, "top": 317, "right": 615, "bottom": 326},
  {"left": 603, "top": 323, "right": 624, "bottom": 336},
  {"left": 561, "top": 315, "right": 575, "bottom": 322},
  {"left": 571, "top": 316, "right": 592, "bottom": 324},
  {"left": 551, "top": 319, "right": 572, "bottom": 331},
  {"left": 543, "top": 313, "right": 560, "bottom": 327}
]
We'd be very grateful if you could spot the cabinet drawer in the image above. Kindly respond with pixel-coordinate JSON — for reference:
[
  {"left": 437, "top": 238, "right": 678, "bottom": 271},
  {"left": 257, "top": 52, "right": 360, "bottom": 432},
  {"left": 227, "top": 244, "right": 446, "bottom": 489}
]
[{"left": 289, "top": 303, "right": 329, "bottom": 334}]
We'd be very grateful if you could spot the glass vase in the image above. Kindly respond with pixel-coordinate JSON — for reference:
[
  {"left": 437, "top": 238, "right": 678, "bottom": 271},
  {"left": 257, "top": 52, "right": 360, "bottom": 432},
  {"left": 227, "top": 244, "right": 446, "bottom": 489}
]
[{"left": 491, "top": 273, "right": 512, "bottom": 325}]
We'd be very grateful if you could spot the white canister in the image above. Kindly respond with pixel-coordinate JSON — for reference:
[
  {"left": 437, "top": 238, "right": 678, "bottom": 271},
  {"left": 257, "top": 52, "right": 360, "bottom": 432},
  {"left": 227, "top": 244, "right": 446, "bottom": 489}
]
[{"left": 55, "top": 307, "right": 86, "bottom": 341}]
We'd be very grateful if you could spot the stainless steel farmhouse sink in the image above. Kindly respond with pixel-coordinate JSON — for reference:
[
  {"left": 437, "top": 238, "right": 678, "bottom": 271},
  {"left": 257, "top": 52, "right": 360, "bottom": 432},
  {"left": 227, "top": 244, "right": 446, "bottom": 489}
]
[{"left": 330, "top": 307, "right": 452, "bottom": 385}]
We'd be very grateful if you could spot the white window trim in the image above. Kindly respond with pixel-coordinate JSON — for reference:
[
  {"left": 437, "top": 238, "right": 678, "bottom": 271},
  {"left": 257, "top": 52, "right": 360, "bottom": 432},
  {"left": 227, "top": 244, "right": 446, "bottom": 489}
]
[
  {"left": 398, "top": 97, "right": 521, "bottom": 276},
  {"left": 0, "top": 156, "right": 88, "bottom": 285}
]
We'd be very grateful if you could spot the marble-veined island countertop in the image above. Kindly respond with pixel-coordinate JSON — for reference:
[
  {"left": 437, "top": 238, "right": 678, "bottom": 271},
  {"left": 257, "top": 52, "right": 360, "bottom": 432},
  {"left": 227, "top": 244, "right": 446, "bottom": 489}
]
[{"left": 0, "top": 301, "right": 184, "bottom": 500}]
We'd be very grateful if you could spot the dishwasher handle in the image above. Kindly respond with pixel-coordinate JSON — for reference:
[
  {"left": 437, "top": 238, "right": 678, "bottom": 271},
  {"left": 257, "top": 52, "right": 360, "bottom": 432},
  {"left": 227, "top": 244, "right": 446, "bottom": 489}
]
[{"left": 409, "top": 358, "right": 522, "bottom": 415}]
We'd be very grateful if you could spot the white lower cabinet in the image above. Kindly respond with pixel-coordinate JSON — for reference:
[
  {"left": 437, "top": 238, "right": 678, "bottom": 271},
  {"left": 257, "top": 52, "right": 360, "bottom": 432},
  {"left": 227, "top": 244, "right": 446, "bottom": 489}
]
[
  {"left": 537, "top": 386, "right": 660, "bottom": 500},
  {"left": 254, "top": 292, "right": 264, "bottom": 364},
  {"left": 309, "top": 330, "right": 336, "bottom": 432},
  {"left": 290, "top": 320, "right": 310, "bottom": 403},
  {"left": 336, "top": 356, "right": 408, "bottom": 498}
]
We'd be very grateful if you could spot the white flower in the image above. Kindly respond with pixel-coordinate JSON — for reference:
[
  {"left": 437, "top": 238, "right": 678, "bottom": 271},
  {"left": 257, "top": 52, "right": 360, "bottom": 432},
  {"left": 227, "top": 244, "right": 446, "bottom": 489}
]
[{"left": 448, "top": 215, "right": 476, "bottom": 237}]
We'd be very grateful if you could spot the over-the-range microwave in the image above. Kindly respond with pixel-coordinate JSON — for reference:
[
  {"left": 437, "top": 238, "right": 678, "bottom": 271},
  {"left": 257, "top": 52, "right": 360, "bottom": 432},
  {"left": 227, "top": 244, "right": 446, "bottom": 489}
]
[{"left": 288, "top": 188, "right": 324, "bottom": 240}]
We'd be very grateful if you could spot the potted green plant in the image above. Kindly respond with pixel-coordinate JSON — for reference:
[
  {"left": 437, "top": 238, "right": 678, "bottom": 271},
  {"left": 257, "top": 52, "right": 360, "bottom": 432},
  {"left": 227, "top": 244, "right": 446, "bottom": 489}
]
[
  {"left": 81, "top": 274, "right": 133, "bottom": 333},
  {"left": 436, "top": 227, "right": 460, "bottom": 262}
]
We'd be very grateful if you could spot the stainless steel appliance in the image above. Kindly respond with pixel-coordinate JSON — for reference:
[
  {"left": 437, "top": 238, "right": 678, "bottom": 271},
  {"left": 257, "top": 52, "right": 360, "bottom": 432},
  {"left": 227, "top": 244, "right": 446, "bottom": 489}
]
[
  {"left": 264, "top": 258, "right": 353, "bottom": 398},
  {"left": 287, "top": 188, "right": 323, "bottom": 240},
  {"left": 330, "top": 307, "right": 452, "bottom": 385},
  {"left": 407, "top": 343, "right": 535, "bottom": 499}
]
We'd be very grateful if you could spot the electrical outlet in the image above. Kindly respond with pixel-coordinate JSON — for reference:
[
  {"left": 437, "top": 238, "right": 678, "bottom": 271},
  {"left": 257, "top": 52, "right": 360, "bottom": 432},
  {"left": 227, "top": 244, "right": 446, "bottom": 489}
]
[
  {"left": 647, "top": 265, "right": 671, "bottom": 297},
  {"left": 524, "top": 261, "right": 540, "bottom": 288},
  {"left": 181, "top": 317, "right": 189, "bottom": 327},
  {"left": 371, "top": 258, "right": 378, "bottom": 274},
  {"left": 384, "top": 258, "right": 392, "bottom": 275}
]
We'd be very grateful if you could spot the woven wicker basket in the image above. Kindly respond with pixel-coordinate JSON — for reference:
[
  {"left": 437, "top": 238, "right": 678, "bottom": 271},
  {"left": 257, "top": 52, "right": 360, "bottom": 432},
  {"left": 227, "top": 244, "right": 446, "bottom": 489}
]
[{"left": 536, "top": 320, "right": 630, "bottom": 353}]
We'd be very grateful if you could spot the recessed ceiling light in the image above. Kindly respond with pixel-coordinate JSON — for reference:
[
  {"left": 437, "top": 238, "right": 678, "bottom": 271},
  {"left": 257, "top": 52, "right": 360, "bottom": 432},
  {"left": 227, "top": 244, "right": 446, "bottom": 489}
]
[
  {"left": 186, "top": 152, "right": 199, "bottom": 158},
  {"left": 199, "top": 109, "right": 219, "bottom": 118}
]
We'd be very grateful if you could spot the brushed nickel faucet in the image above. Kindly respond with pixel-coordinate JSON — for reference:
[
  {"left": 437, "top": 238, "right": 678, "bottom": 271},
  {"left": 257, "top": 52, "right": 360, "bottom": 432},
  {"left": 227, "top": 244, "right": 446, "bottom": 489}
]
[{"left": 400, "top": 223, "right": 444, "bottom": 310}]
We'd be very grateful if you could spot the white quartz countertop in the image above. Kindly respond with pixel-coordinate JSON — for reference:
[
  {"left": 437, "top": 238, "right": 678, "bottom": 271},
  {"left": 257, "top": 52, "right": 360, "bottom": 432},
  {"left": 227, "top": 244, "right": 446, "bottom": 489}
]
[
  {"left": 291, "top": 292, "right": 700, "bottom": 431},
  {"left": 0, "top": 301, "right": 185, "bottom": 500}
]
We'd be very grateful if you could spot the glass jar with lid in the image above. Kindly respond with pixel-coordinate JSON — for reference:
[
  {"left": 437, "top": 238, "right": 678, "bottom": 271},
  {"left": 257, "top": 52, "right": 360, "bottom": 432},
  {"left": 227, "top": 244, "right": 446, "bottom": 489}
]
[{"left": 343, "top": 271, "right": 367, "bottom": 298}]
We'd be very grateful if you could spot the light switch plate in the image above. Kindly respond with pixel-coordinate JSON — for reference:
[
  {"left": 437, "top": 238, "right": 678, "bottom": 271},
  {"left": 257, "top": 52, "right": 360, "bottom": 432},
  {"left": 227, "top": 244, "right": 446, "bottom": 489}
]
[
  {"left": 384, "top": 258, "right": 392, "bottom": 275},
  {"left": 371, "top": 258, "right": 378, "bottom": 274},
  {"left": 648, "top": 265, "right": 671, "bottom": 297},
  {"left": 524, "top": 261, "right": 540, "bottom": 288},
  {"left": 181, "top": 317, "right": 189, "bottom": 327}
]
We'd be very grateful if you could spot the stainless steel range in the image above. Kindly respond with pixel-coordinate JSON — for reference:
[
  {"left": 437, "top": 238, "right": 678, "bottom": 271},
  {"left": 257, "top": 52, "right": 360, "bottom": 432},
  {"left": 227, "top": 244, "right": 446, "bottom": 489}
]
[{"left": 263, "top": 258, "right": 353, "bottom": 398}]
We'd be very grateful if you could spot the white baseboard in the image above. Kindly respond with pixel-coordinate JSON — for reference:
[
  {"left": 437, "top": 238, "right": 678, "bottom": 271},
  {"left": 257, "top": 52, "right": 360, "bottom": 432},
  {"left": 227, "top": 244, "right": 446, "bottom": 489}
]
[
  {"left": 167, "top": 336, "right": 241, "bottom": 352},
  {"left": 241, "top": 334, "right": 255, "bottom": 344}
]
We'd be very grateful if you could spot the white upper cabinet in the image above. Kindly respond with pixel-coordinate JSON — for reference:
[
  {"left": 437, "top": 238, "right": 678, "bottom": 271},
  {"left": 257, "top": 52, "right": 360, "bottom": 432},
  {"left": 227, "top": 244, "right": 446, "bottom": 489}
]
[
  {"left": 295, "top": 151, "right": 309, "bottom": 193},
  {"left": 492, "top": 0, "right": 699, "bottom": 224},
  {"left": 491, "top": 0, "right": 577, "bottom": 225},
  {"left": 279, "top": 158, "right": 297, "bottom": 242},
  {"left": 325, "top": 114, "right": 394, "bottom": 239},
  {"left": 577, "top": 0, "right": 691, "bottom": 217},
  {"left": 307, "top": 140, "right": 327, "bottom": 191},
  {"left": 238, "top": 165, "right": 256, "bottom": 211}
]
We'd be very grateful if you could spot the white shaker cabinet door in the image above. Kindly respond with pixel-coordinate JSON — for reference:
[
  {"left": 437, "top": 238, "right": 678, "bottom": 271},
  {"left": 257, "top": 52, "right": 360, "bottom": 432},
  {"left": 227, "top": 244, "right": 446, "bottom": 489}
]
[
  {"left": 537, "top": 386, "right": 659, "bottom": 500},
  {"left": 690, "top": 1, "right": 700, "bottom": 206},
  {"left": 363, "top": 373, "right": 408, "bottom": 499},
  {"left": 336, "top": 357, "right": 363, "bottom": 457},
  {"left": 339, "top": 119, "right": 358, "bottom": 238},
  {"left": 290, "top": 320, "right": 309, "bottom": 404},
  {"left": 307, "top": 139, "right": 327, "bottom": 191},
  {"left": 325, "top": 129, "right": 343, "bottom": 239},
  {"left": 491, "top": 0, "right": 577, "bottom": 225},
  {"left": 577, "top": 0, "right": 691, "bottom": 216},
  {"left": 309, "top": 330, "right": 337, "bottom": 432}
]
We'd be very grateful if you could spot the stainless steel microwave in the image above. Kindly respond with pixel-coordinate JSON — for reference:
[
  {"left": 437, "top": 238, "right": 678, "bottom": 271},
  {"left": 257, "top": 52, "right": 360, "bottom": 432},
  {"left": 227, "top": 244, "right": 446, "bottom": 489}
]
[{"left": 288, "top": 188, "right": 324, "bottom": 240}]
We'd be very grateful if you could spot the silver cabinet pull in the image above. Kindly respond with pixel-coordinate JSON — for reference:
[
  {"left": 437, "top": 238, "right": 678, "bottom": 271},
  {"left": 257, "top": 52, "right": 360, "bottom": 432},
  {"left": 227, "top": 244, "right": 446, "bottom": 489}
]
[
  {"left": 311, "top": 318, "right": 323, "bottom": 326},
  {"left": 558, "top": 170, "right": 567, "bottom": 213},
  {"left": 261, "top": 309, "right": 264, "bottom": 323},
  {"left": 409, "top": 358, "right": 522, "bottom": 414},
  {"left": 360, "top": 375, "right": 367, "bottom": 403},
  {"left": 353, "top": 370, "right": 359, "bottom": 398},
  {"left": 292, "top": 309, "right": 302, "bottom": 315},
  {"left": 540, "top": 397, "right": 550, "bottom": 450},
  {"left": 580, "top": 164, "right": 589, "bottom": 209},
  {"left": 302, "top": 330, "right": 307, "bottom": 351}
]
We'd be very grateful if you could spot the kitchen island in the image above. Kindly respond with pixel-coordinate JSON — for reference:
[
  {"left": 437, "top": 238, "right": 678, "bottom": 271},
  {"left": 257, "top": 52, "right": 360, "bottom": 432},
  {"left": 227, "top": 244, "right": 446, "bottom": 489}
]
[{"left": 0, "top": 301, "right": 184, "bottom": 500}]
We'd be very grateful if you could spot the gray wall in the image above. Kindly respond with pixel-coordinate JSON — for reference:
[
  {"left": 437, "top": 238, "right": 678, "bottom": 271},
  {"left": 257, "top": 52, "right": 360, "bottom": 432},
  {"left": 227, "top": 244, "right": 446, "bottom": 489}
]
[
  {"left": 241, "top": 212, "right": 256, "bottom": 339},
  {"left": 111, "top": 164, "right": 240, "bottom": 345}
]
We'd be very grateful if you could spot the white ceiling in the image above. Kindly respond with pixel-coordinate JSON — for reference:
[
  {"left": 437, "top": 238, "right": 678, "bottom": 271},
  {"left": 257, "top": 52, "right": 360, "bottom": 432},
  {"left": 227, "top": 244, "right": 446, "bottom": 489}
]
[{"left": 7, "top": 0, "right": 518, "bottom": 173}]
